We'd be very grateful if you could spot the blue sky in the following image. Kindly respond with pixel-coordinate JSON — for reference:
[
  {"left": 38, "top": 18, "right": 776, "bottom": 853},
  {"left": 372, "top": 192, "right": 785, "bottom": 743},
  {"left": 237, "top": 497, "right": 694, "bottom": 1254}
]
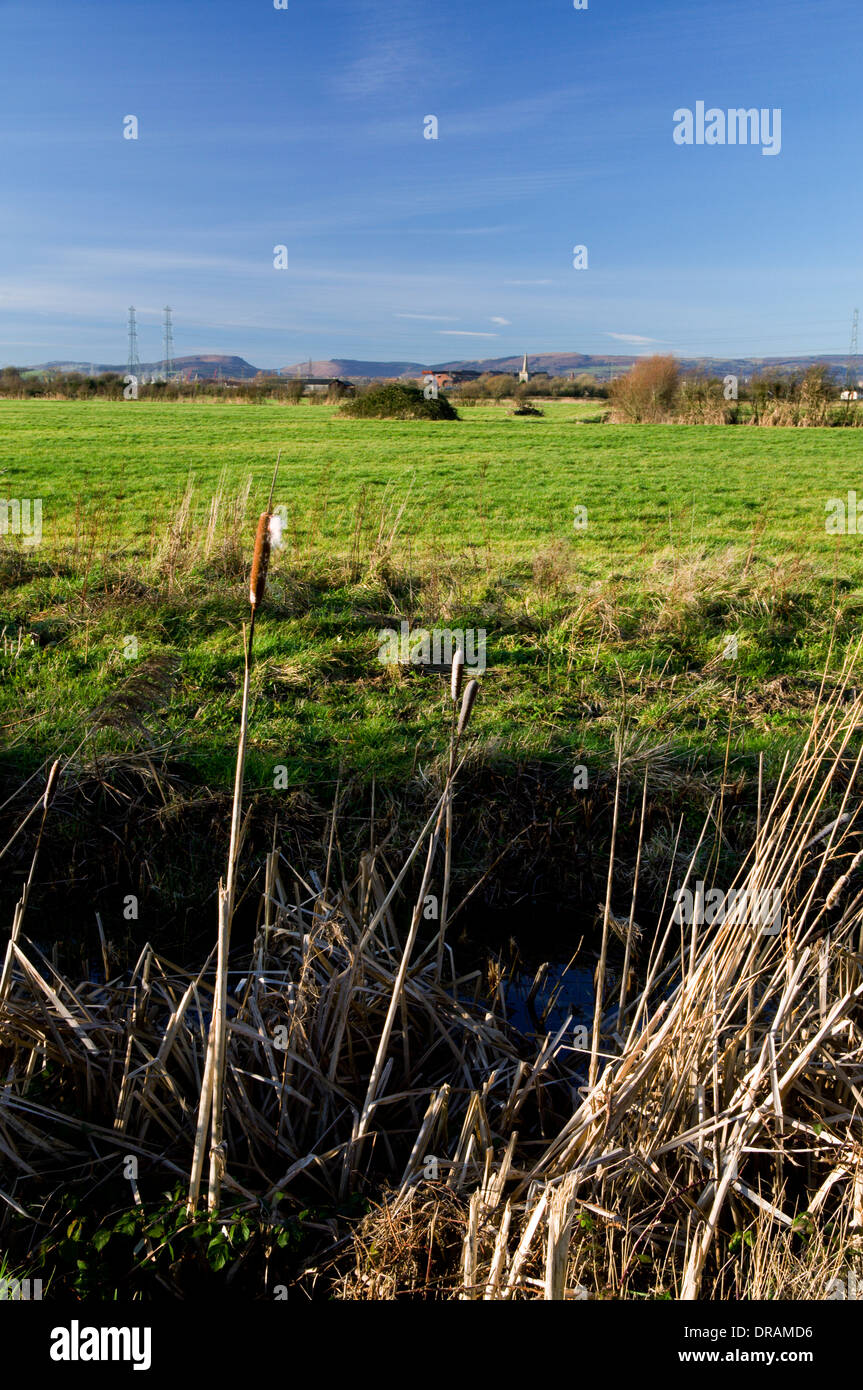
[{"left": 0, "top": 0, "right": 859, "bottom": 368}]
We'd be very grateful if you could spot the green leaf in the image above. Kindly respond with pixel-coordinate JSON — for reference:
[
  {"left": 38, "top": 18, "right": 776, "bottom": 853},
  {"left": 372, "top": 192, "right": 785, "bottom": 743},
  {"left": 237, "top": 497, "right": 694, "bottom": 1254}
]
[{"left": 92, "top": 1230, "right": 111, "bottom": 1253}]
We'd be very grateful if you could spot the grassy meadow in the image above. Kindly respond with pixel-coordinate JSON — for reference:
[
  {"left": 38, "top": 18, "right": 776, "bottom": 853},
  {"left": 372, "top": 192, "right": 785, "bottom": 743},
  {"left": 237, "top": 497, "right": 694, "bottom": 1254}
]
[
  {"left": 1, "top": 396, "right": 861, "bottom": 797},
  {"left": 2, "top": 396, "right": 863, "bottom": 948}
]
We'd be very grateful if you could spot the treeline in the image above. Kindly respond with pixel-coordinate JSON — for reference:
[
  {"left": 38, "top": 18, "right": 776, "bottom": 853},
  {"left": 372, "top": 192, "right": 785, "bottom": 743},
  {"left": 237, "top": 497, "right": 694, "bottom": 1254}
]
[
  {"left": 609, "top": 355, "right": 859, "bottom": 426},
  {"left": 0, "top": 368, "right": 352, "bottom": 403},
  {"left": 451, "top": 372, "right": 609, "bottom": 403}
]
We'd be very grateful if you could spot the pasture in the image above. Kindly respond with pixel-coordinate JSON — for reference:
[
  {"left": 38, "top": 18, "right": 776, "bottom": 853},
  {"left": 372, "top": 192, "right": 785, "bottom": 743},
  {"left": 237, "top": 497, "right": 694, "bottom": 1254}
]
[{"left": 1, "top": 397, "right": 860, "bottom": 796}]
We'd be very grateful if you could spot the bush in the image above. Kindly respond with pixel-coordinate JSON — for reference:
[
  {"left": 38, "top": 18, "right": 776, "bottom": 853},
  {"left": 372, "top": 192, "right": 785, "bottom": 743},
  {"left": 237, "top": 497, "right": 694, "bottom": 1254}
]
[
  {"left": 339, "top": 382, "right": 458, "bottom": 420},
  {"left": 749, "top": 365, "right": 838, "bottom": 426},
  {"left": 609, "top": 355, "right": 681, "bottom": 422},
  {"left": 676, "top": 376, "right": 738, "bottom": 424}
]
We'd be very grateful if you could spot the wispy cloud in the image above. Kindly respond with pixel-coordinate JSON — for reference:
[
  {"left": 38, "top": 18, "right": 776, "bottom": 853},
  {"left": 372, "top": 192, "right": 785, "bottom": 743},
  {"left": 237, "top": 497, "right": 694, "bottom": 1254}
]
[
  {"left": 490, "top": 316, "right": 511, "bottom": 325},
  {"left": 331, "top": 34, "right": 423, "bottom": 99},
  {"left": 605, "top": 332, "right": 663, "bottom": 345},
  {"left": 438, "top": 330, "right": 499, "bottom": 338},
  {"left": 62, "top": 248, "right": 262, "bottom": 275},
  {"left": 396, "top": 312, "right": 459, "bottom": 322},
  {"left": 439, "top": 88, "right": 585, "bottom": 141}
]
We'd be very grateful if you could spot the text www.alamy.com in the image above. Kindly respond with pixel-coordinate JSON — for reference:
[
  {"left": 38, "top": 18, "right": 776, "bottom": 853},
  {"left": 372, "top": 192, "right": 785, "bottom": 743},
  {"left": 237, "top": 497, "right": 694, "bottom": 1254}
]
[{"left": 679, "top": 1350, "right": 813, "bottom": 1364}]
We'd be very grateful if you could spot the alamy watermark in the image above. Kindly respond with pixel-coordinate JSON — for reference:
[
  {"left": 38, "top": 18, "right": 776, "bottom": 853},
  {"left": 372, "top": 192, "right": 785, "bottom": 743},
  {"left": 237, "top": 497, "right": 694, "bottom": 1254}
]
[
  {"left": 0, "top": 1278, "right": 42, "bottom": 1300},
  {"left": 826, "top": 1273, "right": 863, "bottom": 1300},
  {"left": 825, "top": 491, "right": 863, "bottom": 534},
  {"left": 377, "top": 622, "right": 486, "bottom": 674},
  {"left": 50, "top": 1322, "right": 151, "bottom": 1371},
  {"left": 0, "top": 499, "right": 42, "bottom": 547},
  {"left": 673, "top": 103, "right": 782, "bottom": 156},
  {"left": 672, "top": 881, "right": 781, "bottom": 936}
]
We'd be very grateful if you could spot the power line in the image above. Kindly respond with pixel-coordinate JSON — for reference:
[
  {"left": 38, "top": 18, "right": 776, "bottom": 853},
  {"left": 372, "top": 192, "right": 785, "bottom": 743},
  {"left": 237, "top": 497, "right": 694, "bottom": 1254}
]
[
  {"left": 162, "top": 306, "right": 175, "bottom": 380},
  {"left": 127, "top": 306, "right": 140, "bottom": 377},
  {"left": 846, "top": 308, "right": 859, "bottom": 391}
]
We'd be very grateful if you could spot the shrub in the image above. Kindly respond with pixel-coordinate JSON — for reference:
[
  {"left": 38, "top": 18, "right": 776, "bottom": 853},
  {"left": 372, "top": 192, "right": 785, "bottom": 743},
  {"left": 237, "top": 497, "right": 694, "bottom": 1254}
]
[
  {"left": 676, "top": 375, "right": 738, "bottom": 424},
  {"left": 609, "top": 355, "right": 681, "bottom": 422},
  {"left": 749, "top": 365, "right": 838, "bottom": 426},
  {"left": 339, "top": 382, "right": 458, "bottom": 420}
]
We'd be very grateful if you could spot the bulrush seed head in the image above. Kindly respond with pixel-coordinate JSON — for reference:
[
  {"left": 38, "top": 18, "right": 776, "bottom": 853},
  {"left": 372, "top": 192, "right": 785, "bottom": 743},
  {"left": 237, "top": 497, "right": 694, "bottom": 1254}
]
[
  {"left": 43, "top": 759, "right": 61, "bottom": 810},
  {"left": 451, "top": 647, "right": 465, "bottom": 703},
  {"left": 457, "top": 679, "right": 479, "bottom": 736},
  {"left": 249, "top": 512, "right": 272, "bottom": 609}
]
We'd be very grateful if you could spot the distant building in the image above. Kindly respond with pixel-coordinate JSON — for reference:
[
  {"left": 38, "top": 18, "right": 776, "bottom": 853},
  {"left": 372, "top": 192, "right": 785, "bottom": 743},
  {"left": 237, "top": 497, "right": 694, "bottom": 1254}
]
[
  {"left": 515, "top": 356, "right": 550, "bottom": 384},
  {"left": 293, "top": 377, "right": 354, "bottom": 395},
  {"left": 418, "top": 369, "right": 481, "bottom": 389}
]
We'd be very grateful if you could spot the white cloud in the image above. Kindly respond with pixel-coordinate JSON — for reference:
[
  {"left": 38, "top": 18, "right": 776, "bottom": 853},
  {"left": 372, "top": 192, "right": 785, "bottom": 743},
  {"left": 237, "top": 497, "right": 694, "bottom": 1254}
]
[
  {"left": 396, "top": 313, "right": 459, "bottom": 322},
  {"left": 605, "top": 332, "right": 662, "bottom": 345},
  {"left": 438, "top": 330, "right": 499, "bottom": 338},
  {"left": 490, "top": 316, "right": 510, "bottom": 325}
]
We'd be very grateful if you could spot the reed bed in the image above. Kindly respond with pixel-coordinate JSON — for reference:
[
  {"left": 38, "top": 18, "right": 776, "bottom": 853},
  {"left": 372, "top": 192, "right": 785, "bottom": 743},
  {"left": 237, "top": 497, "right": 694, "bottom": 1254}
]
[{"left": 2, "top": 669, "right": 863, "bottom": 1299}]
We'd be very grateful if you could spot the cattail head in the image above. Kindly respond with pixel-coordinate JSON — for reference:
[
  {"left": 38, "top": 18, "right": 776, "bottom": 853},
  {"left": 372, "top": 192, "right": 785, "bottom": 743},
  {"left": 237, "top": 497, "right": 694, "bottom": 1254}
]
[
  {"left": 451, "top": 646, "right": 465, "bottom": 703},
  {"left": 457, "top": 679, "right": 479, "bottom": 737},
  {"left": 43, "top": 759, "right": 61, "bottom": 811},
  {"left": 249, "top": 512, "right": 274, "bottom": 608}
]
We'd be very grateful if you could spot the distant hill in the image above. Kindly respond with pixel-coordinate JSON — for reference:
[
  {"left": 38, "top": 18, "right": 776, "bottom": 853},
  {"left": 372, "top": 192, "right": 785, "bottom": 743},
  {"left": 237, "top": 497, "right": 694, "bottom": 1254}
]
[
  {"left": 428, "top": 352, "right": 857, "bottom": 380},
  {"left": 22, "top": 351, "right": 860, "bottom": 384},
  {"left": 33, "top": 355, "right": 261, "bottom": 380},
  {"left": 279, "top": 359, "right": 425, "bottom": 379},
  {"left": 285, "top": 353, "right": 858, "bottom": 382},
  {"left": 429, "top": 353, "right": 630, "bottom": 376}
]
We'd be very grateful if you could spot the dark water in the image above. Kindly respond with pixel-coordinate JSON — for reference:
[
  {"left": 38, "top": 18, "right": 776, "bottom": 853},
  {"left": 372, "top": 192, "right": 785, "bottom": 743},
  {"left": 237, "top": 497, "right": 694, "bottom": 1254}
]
[{"left": 503, "top": 960, "right": 616, "bottom": 1036}]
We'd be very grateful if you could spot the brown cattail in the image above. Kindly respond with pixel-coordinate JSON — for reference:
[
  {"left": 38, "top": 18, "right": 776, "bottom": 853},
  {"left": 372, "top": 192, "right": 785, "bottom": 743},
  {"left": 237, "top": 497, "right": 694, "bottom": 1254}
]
[
  {"left": 249, "top": 512, "right": 272, "bottom": 608},
  {"left": 451, "top": 646, "right": 465, "bottom": 703},
  {"left": 43, "top": 759, "right": 61, "bottom": 811},
  {"left": 825, "top": 846, "right": 863, "bottom": 910},
  {"left": 457, "top": 679, "right": 479, "bottom": 737}
]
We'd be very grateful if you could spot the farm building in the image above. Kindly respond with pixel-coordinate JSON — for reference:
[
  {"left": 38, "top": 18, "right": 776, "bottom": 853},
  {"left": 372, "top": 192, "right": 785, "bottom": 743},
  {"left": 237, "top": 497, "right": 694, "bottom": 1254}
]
[
  {"left": 419, "top": 369, "right": 481, "bottom": 389},
  {"left": 293, "top": 376, "right": 354, "bottom": 395}
]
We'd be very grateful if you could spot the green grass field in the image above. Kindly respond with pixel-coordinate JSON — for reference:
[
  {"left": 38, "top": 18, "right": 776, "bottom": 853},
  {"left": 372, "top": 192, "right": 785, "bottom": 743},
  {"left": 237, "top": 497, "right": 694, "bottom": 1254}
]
[{"left": 1, "top": 397, "right": 862, "bottom": 799}]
